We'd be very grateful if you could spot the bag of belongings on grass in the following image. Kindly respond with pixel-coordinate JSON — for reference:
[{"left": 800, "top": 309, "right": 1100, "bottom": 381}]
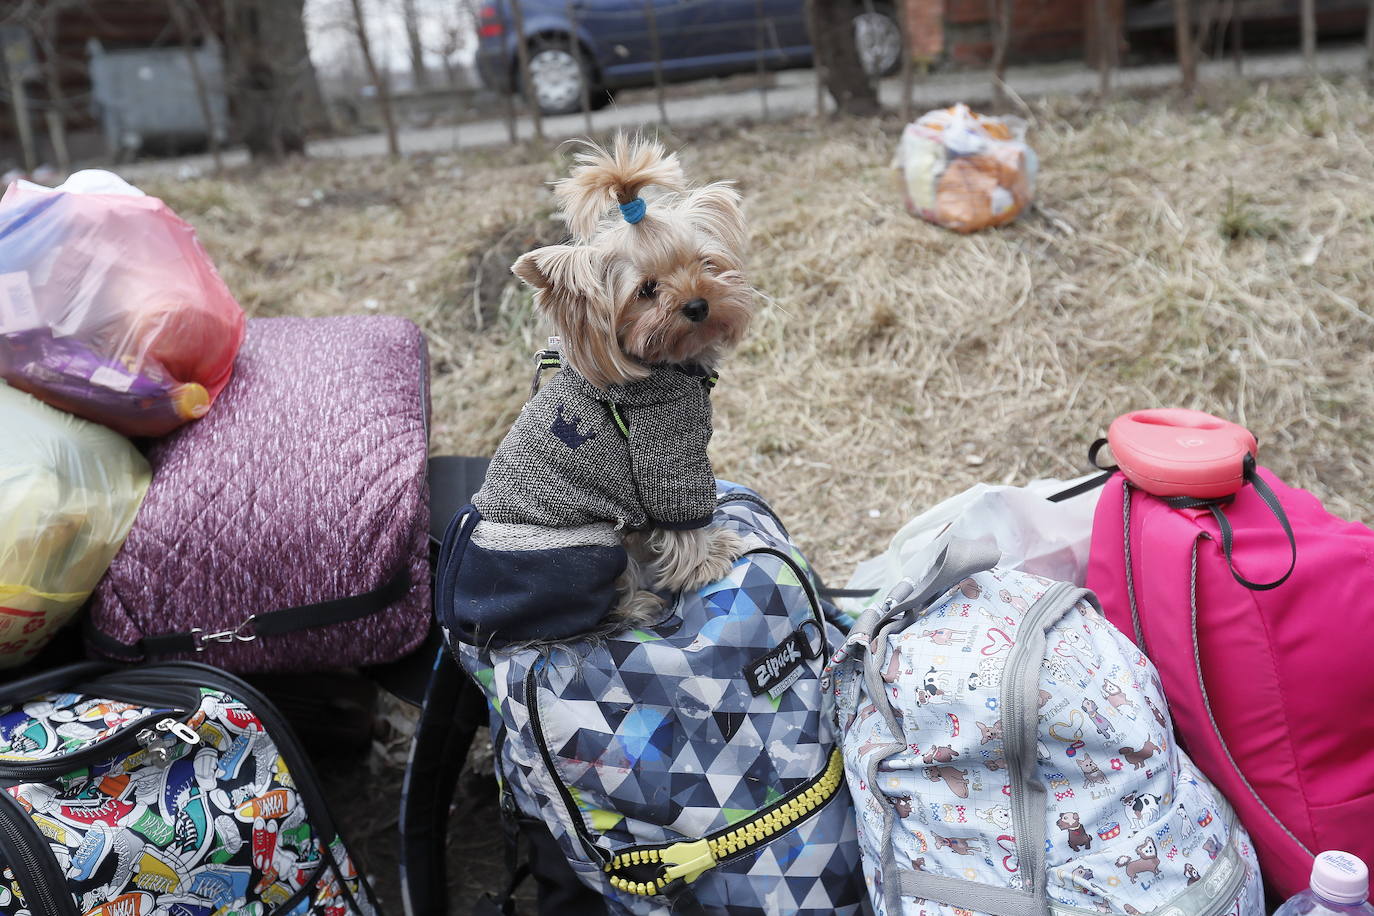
[
  {"left": 827, "top": 540, "right": 1266, "bottom": 916},
  {"left": 0, "top": 660, "right": 381, "bottom": 914},
  {"left": 0, "top": 169, "right": 245, "bottom": 438},
  {"left": 894, "top": 104, "right": 1037, "bottom": 233},
  {"left": 439, "top": 485, "right": 866, "bottom": 914},
  {"left": 86, "top": 315, "right": 432, "bottom": 674},
  {"left": 0, "top": 382, "right": 150, "bottom": 669}
]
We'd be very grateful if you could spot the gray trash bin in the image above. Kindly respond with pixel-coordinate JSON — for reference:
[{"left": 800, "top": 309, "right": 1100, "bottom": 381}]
[{"left": 87, "top": 37, "right": 230, "bottom": 157}]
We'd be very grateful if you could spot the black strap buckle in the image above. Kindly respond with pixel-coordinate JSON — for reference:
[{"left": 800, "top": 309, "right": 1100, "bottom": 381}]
[{"left": 1161, "top": 454, "right": 1297, "bottom": 592}]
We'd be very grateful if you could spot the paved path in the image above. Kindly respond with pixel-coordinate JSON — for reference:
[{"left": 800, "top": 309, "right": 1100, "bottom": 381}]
[{"left": 123, "top": 46, "right": 1367, "bottom": 178}]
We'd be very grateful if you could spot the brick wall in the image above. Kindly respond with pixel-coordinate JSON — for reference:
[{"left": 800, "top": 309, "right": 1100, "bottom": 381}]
[
  {"left": 903, "top": 0, "right": 1091, "bottom": 66},
  {"left": 903, "top": 0, "right": 948, "bottom": 61}
]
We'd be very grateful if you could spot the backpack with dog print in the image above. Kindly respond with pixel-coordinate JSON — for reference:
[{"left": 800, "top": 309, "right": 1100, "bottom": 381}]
[{"left": 826, "top": 540, "right": 1266, "bottom": 916}]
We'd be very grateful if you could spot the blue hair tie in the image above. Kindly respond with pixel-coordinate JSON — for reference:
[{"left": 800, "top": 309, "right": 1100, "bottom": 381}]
[{"left": 619, "top": 197, "right": 646, "bottom": 224}]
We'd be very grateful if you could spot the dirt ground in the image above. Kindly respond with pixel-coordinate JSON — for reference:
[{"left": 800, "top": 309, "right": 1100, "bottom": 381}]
[{"left": 140, "top": 74, "right": 1374, "bottom": 913}]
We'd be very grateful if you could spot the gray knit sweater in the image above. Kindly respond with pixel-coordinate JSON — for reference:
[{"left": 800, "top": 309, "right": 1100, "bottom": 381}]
[{"left": 474, "top": 362, "right": 718, "bottom": 534}]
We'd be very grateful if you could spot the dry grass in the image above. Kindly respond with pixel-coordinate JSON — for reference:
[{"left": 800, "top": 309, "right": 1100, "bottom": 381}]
[{"left": 146, "top": 76, "right": 1374, "bottom": 583}]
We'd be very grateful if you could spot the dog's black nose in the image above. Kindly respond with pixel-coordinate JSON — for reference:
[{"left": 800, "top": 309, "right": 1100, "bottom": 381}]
[{"left": 682, "top": 299, "right": 709, "bottom": 322}]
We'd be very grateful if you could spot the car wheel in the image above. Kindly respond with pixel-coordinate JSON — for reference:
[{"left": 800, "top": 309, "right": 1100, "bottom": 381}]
[
  {"left": 853, "top": 7, "right": 902, "bottom": 78},
  {"left": 525, "top": 40, "right": 595, "bottom": 116}
]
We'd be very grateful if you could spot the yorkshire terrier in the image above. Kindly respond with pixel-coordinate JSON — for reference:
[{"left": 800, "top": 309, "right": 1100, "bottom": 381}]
[{"left": 461, "top": 136, "right": 754, "bottom": 638}]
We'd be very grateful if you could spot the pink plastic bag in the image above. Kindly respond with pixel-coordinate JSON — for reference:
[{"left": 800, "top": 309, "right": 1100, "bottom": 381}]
[
  {"left": 0, "top": 170, "right": 245, "bottom": 437},
  {"left": 1087, "top": 459, "right": 1374, "bottom": 898}
]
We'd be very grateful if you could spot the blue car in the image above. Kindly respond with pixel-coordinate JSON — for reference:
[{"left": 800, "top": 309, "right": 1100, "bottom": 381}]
[{"left": 475, "top": 0, "right": 902, "bottom": 114}]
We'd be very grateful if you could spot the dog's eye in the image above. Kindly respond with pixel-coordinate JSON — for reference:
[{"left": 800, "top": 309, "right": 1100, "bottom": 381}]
[
  {"left": 702, "top": 259, "right": 717, "bottom": 274},
  {"left": 638, "top": 280, "right": 658, "bottom": 299}
]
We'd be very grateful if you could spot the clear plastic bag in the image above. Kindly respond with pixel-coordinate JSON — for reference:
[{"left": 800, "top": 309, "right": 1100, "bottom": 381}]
[
  {"left": 838, "top": 474, "right": 1103, "bottom": 616},
  {"left": 893, "top": 103, "right": 1038, "bottom": 233},
  {"left": 0, "top": 382, "right": 151, "bottom": 668},
  {"left": 0, "top": 170, "right": 245, "bottom": 437}
]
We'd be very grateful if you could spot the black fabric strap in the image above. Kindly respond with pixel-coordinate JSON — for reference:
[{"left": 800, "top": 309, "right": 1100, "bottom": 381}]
[
  {"left": 1087, "top": 437, "right": 1118, "bottom": 472},
  {"left": 101, "top": 567, "right": 411, "bottom": 660},
  {"left": 820, "top": 587, "right": 880, "bottom": 599},
  {"left": 1162, "top": 455, "right": 1296, "bottom": 591},
  {"left": 1046, "top": 470, "right": 1113, "bottom": 504}
]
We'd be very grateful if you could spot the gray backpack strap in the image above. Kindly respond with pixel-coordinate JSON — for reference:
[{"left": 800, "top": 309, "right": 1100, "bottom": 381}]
[
  {"left": 888, "top": 539, "right": 1002, "bottom": 618},
  {"left": 847, "top": 539, "right": 1004, "bottom": 916}
]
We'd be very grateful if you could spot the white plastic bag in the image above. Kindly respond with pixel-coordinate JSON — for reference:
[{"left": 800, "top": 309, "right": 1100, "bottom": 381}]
[
  {"left": 839, "top": 473, "right": 1103, "bottom": 614},
  {"left": 893, "top": 103, "right": 1038, "bottom": 233}
]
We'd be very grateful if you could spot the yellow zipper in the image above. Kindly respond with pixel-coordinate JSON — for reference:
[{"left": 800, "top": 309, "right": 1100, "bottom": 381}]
[{"left": 603, "top": 748, "right": 844, "bottom": 897}]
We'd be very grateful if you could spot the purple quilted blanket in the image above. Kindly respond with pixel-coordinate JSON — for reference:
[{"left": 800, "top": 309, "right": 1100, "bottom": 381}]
[{"left": 88, "top": 315, "right": 431, "bottom": 673}]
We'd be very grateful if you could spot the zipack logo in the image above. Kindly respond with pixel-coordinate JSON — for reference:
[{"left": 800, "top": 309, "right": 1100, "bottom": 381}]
[{"left": 743, "top": 624, "right": 821, "bottom": 698}]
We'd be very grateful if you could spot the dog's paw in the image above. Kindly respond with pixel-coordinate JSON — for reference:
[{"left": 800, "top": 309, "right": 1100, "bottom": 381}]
[
  {"left": 678, "top": 527, "right": 745, "bottom": 592},
  {"left": 613, "top": 589, "right": 666, "bottom": 629}
]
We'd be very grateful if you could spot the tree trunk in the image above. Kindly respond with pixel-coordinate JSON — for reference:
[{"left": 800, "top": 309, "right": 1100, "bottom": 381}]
[
  {"left": 403, "top": 0, "right": 429, "bottom": 89},
  {"left": 1300, "top": 0, "right": 1316, "bottom": 70},
  {"left": 988, "top": 0, "right": 1014, "bottom": 108},
  {"left": 1173, "top": 0, "right": 1196, "bottom": 94},
  {"left": 807, "top": 0, "right": 881, "bottom": 116},
  {"left": 349, "top": 0, "right": 400, "bottom": 158},
  {"left": 223, "top": 0, "right": 319, "bottom": 160}
]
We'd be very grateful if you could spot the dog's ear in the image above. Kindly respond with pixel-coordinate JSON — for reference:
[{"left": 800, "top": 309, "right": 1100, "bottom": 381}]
[
  {"left": 684, "top": 182, "right": 747, "bottom": 268},
  {"left": 512, "top": 245, "right": 648, "bottom": 389}
]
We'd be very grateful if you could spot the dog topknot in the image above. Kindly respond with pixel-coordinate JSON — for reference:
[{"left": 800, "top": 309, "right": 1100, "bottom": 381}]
[{"left": 555, "top": 135, "right": 686, "bottom": 240}]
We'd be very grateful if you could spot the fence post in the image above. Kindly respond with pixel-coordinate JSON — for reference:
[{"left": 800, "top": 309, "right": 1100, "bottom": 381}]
[
  {"left": 1301, "top": 0, "right": 1316, "bottom": 71},
  {"left": 754, "top": 0, "right": 770, "bottom": 118},
  {"left": 564, "top": 0, "right": 593, "bottom": 134},
  {"left": 896, "top": 0, "right": 914, "bottom": 123},
  {"left": 509, "top": 0, "right": 545, "bottom": 141},
  {"left": 1173, "top": 0, "right": 1197, "bottom": 94},
  {"left": 987, "top": 0, "right": 1013, "bottom": 108},
  {"left": 643, "top": 0, "right": 669, "bottom": 125}
]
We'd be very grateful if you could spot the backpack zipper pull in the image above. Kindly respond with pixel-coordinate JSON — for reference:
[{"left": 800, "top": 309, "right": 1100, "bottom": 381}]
[{"left": 137, "top": 717, "right": 199, "bottom": 766}]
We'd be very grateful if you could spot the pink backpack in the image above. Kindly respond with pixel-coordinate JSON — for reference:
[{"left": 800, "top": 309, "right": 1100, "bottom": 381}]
[{"left": 1086, "top": 429, "right": 1374, "bottom": 899}]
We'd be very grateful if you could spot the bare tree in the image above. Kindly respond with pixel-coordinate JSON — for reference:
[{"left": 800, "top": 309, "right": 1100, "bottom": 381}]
[
  {"left": 988, "top": 0, "right": 1014, "bottom": 107},
  {"left": 1301, "top": 0, "right": 1316, "bottom": 71},
  {"left": 402, "top": 0, "right": 429, "bottom": 89},
  {"left": 1173, "top": 0, "right": 1197, "bottom": 94},
  {"left": 223, "top": 0, "right": 322, "bottom": 160},
  {"left": 167, "top": 0, "right": 222, "bottom": 173},
  {"left": 31, "top": 2, "right": 74, "bottom": 174},
  {"left": 348, "top": 0, "right": 400, "bottom": 158},
  {"left": 807, "top": 0, "right": 881, "bottom": 116}
]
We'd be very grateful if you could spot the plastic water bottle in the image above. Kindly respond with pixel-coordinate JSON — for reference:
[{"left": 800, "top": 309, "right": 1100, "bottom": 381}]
[{"left": 1276, "top": 852, "right": 1374, "bottom": 916}]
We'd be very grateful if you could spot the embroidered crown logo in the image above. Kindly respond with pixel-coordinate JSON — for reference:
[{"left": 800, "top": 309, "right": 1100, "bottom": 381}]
[{"left": 550, "top": 403, "right": 598, "bottom": 449}]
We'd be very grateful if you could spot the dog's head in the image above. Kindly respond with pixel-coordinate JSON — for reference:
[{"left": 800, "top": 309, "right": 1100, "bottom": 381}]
[{"left": 512, "top": 135, "right": 754, "bottom": 388}]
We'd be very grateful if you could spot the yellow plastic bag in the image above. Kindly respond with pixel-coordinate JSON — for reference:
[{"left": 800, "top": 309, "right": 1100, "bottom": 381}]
[
  {"left": 0, "top": 382, "right": 150, "bottom": 667},
  {"left": 894, "top": 104, "right": 1038, "bottom": 233}
]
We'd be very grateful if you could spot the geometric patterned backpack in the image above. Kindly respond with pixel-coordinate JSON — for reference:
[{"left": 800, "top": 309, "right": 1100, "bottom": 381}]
[
  {"left": 826, "top": 540, "right": 1267, "bottom": 916},
  {"left": 440, "top": 483, "right": 865, "bottom": 915}
]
